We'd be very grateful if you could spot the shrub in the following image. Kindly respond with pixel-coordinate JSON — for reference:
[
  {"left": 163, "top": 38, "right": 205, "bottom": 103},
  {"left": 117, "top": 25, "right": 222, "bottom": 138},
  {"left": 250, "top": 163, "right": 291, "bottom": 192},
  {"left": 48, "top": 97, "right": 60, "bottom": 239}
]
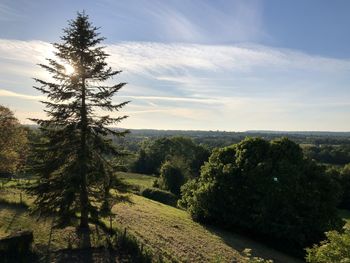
[
  {"left": 180, "top": 137, "right": 343, "bottom": 251},
  {"left": 157, "top": 160, "right": 186, "bottom": 195},
  {"left": 141, "top": 187, "right": 178, "bottom": 207},
  {"left": 306, "top": 226, "right": 350, "bottom": 263}
]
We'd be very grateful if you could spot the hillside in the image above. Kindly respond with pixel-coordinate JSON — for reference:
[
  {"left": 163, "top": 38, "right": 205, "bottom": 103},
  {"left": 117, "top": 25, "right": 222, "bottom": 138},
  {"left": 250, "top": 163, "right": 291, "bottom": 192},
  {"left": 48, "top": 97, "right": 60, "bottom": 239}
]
[
  {"left": 0, "top": 174, "right": 303, "bottom": 262},
  {"left": 111, "top": 192, "right": 302, "bottom": 263}
]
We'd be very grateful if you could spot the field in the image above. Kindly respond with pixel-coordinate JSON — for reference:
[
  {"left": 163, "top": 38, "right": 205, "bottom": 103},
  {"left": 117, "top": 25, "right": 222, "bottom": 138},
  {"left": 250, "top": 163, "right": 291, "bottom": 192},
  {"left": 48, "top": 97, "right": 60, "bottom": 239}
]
[
  {"left": 0, "top": 173, "right": 314, "bottom": 262},
  {"left": 111, "top": 193, "right": 302, "bottom": 263},
  {"left": 116, "top": 172, "right": 156, "bottom": 189}
]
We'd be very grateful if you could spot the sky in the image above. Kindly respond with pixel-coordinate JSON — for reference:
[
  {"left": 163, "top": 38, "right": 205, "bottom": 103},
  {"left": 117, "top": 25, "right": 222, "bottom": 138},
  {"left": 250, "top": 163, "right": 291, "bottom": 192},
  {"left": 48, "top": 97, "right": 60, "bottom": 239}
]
[{"left": 0, "top": 0, "right": 349, "bottom": 131}]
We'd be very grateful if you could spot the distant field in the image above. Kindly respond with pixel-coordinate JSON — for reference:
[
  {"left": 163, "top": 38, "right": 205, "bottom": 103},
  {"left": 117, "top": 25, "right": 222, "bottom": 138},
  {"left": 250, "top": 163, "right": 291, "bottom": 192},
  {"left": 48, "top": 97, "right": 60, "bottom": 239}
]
[
  {"left": 116, "top": 172, "right": 156, "bottom": 189},
  {"left": 111, "top": 194, "right": 302, "bottom": 263}
]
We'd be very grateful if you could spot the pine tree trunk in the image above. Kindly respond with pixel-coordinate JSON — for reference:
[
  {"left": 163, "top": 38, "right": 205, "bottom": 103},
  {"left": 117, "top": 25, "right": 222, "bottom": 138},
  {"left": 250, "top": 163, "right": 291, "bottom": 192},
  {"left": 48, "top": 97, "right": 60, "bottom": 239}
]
[{"left": 79, "top": 76, "right": 89, "bottom": 230}]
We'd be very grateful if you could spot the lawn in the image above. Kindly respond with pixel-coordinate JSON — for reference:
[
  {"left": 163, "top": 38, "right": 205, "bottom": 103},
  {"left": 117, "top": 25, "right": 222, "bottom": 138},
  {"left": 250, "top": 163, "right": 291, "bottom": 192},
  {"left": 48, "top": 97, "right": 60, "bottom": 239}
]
[
  {"left": 116, "top": 172, "right": 156, "bottom": 189},
  {"left": 0, "top": 178, "right": 305, "bottom": 262},
  {"left": 111, "top": 194, "right": 302, "bottom": 263},
  {"left": 0, "top": 187, "right": 110, "bottom": 253}
]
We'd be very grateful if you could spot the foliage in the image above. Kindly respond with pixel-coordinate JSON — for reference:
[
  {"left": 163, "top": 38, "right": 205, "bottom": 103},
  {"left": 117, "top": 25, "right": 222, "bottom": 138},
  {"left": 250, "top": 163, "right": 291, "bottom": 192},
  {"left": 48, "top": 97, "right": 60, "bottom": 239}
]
[
  {"left": 306, "top": 226, "right": 350, "bottom": 263},
  {"left": 326, "top": 164, "right": 350, "bottom": 210},
  {"left": 157, "top": 159, "right": 186, "bottom": 195},
  {"left": 180, "top": 137, "right": 343, "bottom": 251},
  {"left": 132, "top": 136, "right": 210, "bottom": 177},
  {"left": 339, "top": 164, "right": 350, "bottom": 210},
  {"left": 140, "top": 187, "right": 177, "bottom": 206},
  {"left": 0, "top": 105, "right": 28, "bottom": 176},
  {"left": 28, "top": 12, "right": 128, "bottom": 228},
  {"left": 241, "top": 249, "right": 273, "bottom": 263},
  {"left": 303, "top": 144, "right": 350, "bottom": 165}
]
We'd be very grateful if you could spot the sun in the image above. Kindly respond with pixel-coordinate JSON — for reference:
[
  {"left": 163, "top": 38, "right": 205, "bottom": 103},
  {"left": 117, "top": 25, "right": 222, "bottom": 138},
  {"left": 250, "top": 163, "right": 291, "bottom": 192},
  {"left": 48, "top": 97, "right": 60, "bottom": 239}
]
[{"left": 64, "top": 63, "right": 75, "bottom": 75}]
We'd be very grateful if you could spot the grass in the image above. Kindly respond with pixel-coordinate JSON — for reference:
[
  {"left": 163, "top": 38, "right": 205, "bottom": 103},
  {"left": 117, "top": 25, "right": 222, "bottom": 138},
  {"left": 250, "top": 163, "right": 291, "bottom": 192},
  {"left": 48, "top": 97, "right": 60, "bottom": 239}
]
[
  {"left": 116, "top": 172, "right": 156, "bottom": 189},
  {"left": 0, "top": 178, "right": 36, "bottom": 188},
  {"left": 0, "top": 204, "right": 111, "bottom": 252},
  {"left": 0, "top": 188, "right": 109, "bottom": 253},
  {"left": 0, "top": 178, "right": 304, "bottom": 262},
  {"left": 111, "top": 194, "right": 302, "bottom": 263},
  {"left": 0, "top": 187, "right": 34, "bottom": 207}
]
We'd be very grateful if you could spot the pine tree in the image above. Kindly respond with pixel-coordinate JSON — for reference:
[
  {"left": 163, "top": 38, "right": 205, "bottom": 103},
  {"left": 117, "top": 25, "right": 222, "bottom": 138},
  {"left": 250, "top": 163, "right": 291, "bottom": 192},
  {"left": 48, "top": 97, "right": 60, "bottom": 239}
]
[{"left": 29, "top": 12, "right": 129, "bottom": 231}]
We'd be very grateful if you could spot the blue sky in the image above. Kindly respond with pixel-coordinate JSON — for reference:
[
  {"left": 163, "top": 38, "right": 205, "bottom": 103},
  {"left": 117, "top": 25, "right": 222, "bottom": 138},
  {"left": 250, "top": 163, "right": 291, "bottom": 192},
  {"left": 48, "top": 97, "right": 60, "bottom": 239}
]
[{"left": 0, "top": 0, "right": 349, "bottom": 131}]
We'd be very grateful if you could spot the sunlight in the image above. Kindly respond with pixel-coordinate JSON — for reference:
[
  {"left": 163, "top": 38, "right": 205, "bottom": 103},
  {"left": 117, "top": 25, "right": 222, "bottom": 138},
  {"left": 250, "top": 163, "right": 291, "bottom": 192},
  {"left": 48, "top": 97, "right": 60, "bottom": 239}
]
[{"left": 64, "top": 63, "right": 75, "bottom": 75}]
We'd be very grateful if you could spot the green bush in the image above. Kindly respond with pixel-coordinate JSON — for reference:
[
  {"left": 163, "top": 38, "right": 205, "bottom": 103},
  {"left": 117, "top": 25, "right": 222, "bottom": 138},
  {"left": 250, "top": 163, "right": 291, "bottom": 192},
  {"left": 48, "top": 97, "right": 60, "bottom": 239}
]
[
  {"left": 141, "top": 187, "right": 178, "bottom": 207},
  {"left": 180, "top": 137, "right": 343, "bottom": 251},
  {"left": 306, "top": 226, "right": 350, "bottom": 263},
  {"left": 157, "top": 160, "right": 186, "bottom": 195}
]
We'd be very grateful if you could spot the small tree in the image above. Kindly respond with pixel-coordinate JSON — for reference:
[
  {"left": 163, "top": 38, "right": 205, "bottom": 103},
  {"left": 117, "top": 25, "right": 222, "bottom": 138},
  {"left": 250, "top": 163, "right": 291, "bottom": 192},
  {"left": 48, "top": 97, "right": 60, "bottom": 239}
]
[
  {"left": 29, "top": 12, "right": 129, "bottom": 231},
  {"left": 158, "top": 159, "right": 186, "bottom": 195},
  {"left": 0, "top": 105, "right": 28, "bottom": 176}
]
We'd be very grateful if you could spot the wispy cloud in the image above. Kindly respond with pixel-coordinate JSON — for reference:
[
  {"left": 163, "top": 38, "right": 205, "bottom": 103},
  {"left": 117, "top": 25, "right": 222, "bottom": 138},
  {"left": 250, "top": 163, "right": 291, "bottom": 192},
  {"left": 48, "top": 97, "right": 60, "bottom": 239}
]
[
  {"left": 0, "top": 38, "right": 350, "bottom": 130},
  {"left": 0, "top": 88, "right": 45, "bottom": 101},
  {"left": 119, "top": 95, "right": 219, "bottom": 104},
  {"left": 0, "top": 2, "right": 23, "bottom": 21}
]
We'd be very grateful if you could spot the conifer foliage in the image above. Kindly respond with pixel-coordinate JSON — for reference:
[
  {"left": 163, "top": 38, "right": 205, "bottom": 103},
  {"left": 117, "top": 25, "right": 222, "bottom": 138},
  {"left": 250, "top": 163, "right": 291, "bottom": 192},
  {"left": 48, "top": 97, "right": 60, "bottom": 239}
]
[{"left": 29, "top": 12, "right": 129, "bottom": 229}]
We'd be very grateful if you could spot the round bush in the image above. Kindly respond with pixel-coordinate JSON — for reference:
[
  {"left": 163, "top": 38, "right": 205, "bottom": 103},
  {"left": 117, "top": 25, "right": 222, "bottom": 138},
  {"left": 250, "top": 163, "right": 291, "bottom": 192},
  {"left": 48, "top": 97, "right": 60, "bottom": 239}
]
[{"left": 179, "top": 137, "right": 343, "bottom": 250}]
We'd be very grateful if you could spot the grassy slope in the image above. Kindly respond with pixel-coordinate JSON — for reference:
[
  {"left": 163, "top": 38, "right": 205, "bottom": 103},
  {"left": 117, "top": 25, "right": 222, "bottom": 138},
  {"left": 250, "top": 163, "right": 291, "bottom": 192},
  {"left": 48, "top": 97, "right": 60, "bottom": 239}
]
[
  {"left": 116, "top": 172, "right": 155, "bottom": 189},
  {"left": 111, "top": 194, "right": 302, "bottom": 263},
  {"left": 0, "top": 204, "right": 69, "bottom": 251},
  {"left": 0, "top": 174, "right": 302, "bottom": 262},
  {"left": 0, "top": 188, "right": 106, "bottom": 252}
]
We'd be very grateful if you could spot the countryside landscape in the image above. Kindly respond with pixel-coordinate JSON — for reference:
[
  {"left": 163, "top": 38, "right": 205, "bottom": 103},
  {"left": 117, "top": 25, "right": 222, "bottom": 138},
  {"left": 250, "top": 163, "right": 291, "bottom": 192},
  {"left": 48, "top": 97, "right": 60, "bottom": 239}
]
[{"left": 1, "top": 1, "right": 350, "bottom": 262}]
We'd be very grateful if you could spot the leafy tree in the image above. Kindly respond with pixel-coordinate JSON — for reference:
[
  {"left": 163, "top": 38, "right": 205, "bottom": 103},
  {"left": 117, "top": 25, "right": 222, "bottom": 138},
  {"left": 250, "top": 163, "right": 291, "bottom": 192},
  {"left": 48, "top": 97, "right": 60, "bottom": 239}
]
[
  {"left": 303, "top": 145, "right": 350, "bottom": 165},
  {"left": 328, "top": 164, "right": 350, "bottom": 210},
  {"left": 132, "top": 136, "right": 209, "bottom": 177},
  {"left": 340, "top": 164, "right": 350, "bottom": 210},
  {"left": 0, "top": 105, "right": 28, "bottom": 176},
  {"left": 179, "top": 137, "right": 343, "bottom": 251},
  {"left": 157, "top": 159, "right": 186, "bottom": 195},
  {"left": 29, "top": 12, "right": 129, "bottom": 230},
  {"left": 306, "top": 226, "right": 350, "bottom": 263}
]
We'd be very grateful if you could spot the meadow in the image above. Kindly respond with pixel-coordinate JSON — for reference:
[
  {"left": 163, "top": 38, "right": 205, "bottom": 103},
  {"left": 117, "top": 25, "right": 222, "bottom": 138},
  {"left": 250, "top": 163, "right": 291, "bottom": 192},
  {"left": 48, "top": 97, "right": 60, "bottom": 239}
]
[{"left": 0, "top": 172, "right": 305, "bottom": 262}]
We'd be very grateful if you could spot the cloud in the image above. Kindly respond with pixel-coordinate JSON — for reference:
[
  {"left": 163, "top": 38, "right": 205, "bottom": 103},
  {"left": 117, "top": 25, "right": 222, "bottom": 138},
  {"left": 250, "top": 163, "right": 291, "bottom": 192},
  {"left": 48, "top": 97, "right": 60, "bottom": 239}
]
[
  {"left": 1, "top": 39, "right": 350, "bottom": 80},
  {"left": 0, "top": 2, "right": 23, "bottom": 21},
  {"left": 105, "top": 42, "right": 350, "bottom": 75},
  {"left": 0, "top": 88, "right": 45, "bottom": 101},
  {"left": 1, "top": 38, "right": 350, "bottom": 130},
  {"left": 119, "top": 95, "right": 219, "bottom": 104}
]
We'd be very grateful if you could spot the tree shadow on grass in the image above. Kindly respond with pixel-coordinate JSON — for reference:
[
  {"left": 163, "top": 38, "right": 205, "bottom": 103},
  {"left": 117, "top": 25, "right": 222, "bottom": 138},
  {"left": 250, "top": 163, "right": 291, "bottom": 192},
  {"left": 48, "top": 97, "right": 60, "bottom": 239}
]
[{"left": 0, "top": 202, "right": 27, "bottom": 234}]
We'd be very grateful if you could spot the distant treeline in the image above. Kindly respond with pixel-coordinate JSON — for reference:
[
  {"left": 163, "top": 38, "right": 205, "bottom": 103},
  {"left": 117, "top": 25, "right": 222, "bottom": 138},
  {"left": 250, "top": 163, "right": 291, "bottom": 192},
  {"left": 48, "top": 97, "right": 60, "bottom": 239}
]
[{"left": 26, "top": 126, "right": 350, "bottom": 166}]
